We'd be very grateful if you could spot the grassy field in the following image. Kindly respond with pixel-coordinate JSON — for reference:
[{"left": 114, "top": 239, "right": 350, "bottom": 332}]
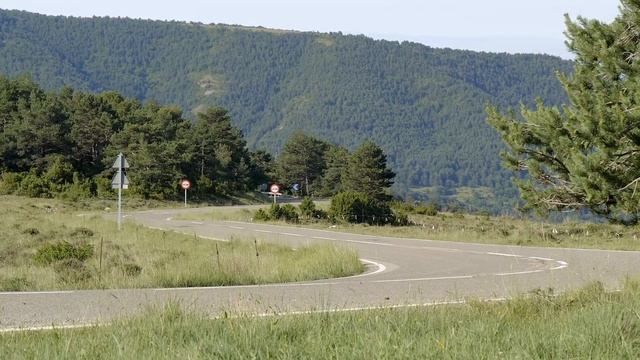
[
  {"left": 178, "top": 204, "right": 640, "bottom": 251},
  {"left": 2, "top": 279, "right": 639, "bottom": 358},
  {"left": 0, "top": 196, "right": 363, "bottom": 291}
]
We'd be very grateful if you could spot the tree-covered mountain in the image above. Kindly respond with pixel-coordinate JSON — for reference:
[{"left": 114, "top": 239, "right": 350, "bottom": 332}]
[{"left": 0, "top": 9, "right": 573, "bottom": 211}]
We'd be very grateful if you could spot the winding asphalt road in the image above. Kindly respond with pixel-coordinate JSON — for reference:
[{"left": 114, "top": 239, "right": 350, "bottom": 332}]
[{"left": 2, "top": 206, "right": 640, "bottom": 331}]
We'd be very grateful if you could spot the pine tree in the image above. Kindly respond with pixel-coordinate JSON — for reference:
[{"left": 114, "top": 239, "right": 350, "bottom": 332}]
[
  {"left": 276, "top": 132, "right": 329, "bottom": 196},
  {"left": 343, "top": 140, "right": 395, "bottom": 202},
  {"left": 487, "top": 0, "right": 640, "bottom": 223},
  {"left": 317, "top": 146, "right": 349, "bottom": 197}
]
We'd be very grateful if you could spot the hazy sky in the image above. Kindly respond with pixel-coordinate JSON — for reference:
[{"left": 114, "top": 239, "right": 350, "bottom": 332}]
[{"left": 1, "top": 0, "right": 622, "bottom": 58}]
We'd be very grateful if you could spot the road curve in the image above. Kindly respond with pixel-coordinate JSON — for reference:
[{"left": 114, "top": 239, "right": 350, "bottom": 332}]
[{"left": 2, "top": 206, "right": 640, "bottom": 330}]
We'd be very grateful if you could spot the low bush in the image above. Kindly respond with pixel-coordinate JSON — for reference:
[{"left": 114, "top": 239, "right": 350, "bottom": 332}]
[
  {"left": 33, "top": 241, "right": 94, "bottom": 265},
  {"left": 299, "top": 197, "right": 316, "bottom": 219},
  {"left": 330, "top": 191, "right": 396, "bottom": 225},
  {"left": 53, "top": 258, "right": 92, "bottom": 283},
  {"left": 253, "top": 204, "right": 299, "bottom": 222},
  {"left": 415, "top": 202, "right": 438, "bottom": 216}
]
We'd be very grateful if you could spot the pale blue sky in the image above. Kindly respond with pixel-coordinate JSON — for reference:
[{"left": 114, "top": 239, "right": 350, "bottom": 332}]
[{"left": 2, "top": 0, "right": 622, "bottom": 58}]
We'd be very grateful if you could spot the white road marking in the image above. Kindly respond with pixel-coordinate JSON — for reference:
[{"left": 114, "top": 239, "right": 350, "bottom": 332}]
[
  {"left": 0, "top": 291, "right": 74, "bottom": 295},
  {"left": 348, "top": 259, "right": 386, "bottom": 278},
  {"left": 191, "top": 221, "right": 204, "bottom": 225},
  {"left": 372, "top": 275, "right": 473, "bottom": 283},
  {"left": 165, "top": 217, "right": 173, "bottom": 221},
  {"left": 280, "top": 232, "right": 303, "bottom": 237},
  {"left": 228, "top": 226, "right": 244, "bottom": 230},
  {"left": 255, "top": 229, "right": 273, "bottom": 234},
  {"left": 551, "top": 261, "right": 569, "bottom": 270},
  {"left": 486, "top": 252, "right": 522, "bottom": 258},
  {"left": 0, "top": 323, "right": 96, "bottom": 333},
  {"left": 312, "top": 236, "right": 337, "bottom": 241},
  {"left": 528, "top": 256, "right": 554, "bottom": 261},
  {"left": 495, "top": 270, "right": 545, "bottom": 276}
]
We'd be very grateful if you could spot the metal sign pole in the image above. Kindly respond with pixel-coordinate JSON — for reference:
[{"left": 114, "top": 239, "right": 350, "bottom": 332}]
[
  {"left": 184, "top": 188, "right": 187, "bottom": 208},
  {"left": 118, "top": 185, "right": 122, "bottom": 230},
  {"left": 111, "top": 153, "right": 130, "bottom": 231}
]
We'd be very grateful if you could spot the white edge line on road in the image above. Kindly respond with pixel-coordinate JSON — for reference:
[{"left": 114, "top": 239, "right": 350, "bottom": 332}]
[
  {"left": 255, "top": 229, "right": 273, "bottom": 234},
  {"left": 551, "top": 261, "right": 569, "bottom": 270},
  {"left": 191, "top": 221, "right": 204, "bottom": 225},
  {"left": 347, "top": 259, "right": 386, "bottom": 278},
  {"left": 372, "top": 275, "right": 473, "bottom": 283},
  {"left": 228, "top": 226, "right": 244, "bottom": 230},
  {"left": 312, "top": 236, "right": 336, "bottom": 240},
  {"left": 0, "top": 291, "right": 74, "bottom": 296},
  {"left": 528, "top": 256, "right": 554, "bottom": 261},
  {"left": 495, "top": 270, "right": 545, "bottom": 276},
  {"left": 279, "top": 232, "right": 303, "bottom": 237},
  {"left": 0, "top": 323, "right": 97, "bottom": 333},
  {"left": 486, "top": 252, "right": 522, "bottom": 258}
]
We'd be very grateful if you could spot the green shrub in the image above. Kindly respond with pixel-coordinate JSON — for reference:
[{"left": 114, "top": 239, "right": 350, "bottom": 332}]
[
  {"left": 43, "top": 156, "right": 74, "bottom": 193},
  {"left": 95, "top": 177, "right": 113, "bottom": 198},
  {"left": 22, "top": 227, "right": 40, "bottom": 236},
  {"left": 312, "top": 208, "right": 328, "bottom": 220},
  {"left": 60, "top": 173, "right": 93, "bottom": 201},
  {"left": 329, "top": 191, "right": 394, "bottom": 225},
  {"left": 299, "top": 197, "right": 316, "bottom": 219},
  {"left": 69, "top": 227, "right": 94, "bottom": 238},
  {"left": 53, "top": 258, "right": 92, "bottom": 283},
  {"left": 0, "top": 276, "right": 33, "bottom": 291},
  {"left": 253, "top": 208, "right": 270, "bottom": 221},
  {"left": 0, "top": 172, "right": 22, "bottom": 194},
  {"left": 415, "top": 202, "right": 439, "bottom": 216},
  {"left": 273, "top": 204, "right": 298, "bottom": 222},
  {"left": 390, "top": 201, "right": 415, "bottom": 213},
  {"left": 34, "top": 241, "right": 94, "bottom": 265},
  {"left": 253, "top": 204, "right": 299, "bottom": 222},
  {"left": 18, "top": 170, "right": 50, "bottom": 198},
  {"left": 122, "top": 263, "right": 143, "bottom": 277}
]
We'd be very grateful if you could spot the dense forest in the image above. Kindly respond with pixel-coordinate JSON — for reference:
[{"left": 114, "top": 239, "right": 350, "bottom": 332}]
[
  {"left": 0, "top": 76, "right": 270, "bottom": 200},
  {"left": 0, "top": 9, "right": 573, "bottom": 211}
]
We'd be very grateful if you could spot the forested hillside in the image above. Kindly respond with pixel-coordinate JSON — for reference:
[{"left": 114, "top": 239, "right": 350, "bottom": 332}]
[{"left": 0, "top": 9, "right": 573, "bottom": 211}]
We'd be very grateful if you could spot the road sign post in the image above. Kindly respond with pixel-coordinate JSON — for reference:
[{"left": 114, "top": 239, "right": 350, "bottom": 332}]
[
  {"left": 111, "top": 153, "right": 130, "bottom": 230},
  {"left": 181, "top": 179, "right": 191, "bottom": 207},
  {"left": 269, "top": 184, "right": 280, "bottom": 204}
]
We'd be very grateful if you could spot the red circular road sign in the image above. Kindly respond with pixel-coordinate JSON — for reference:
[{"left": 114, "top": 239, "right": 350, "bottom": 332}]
[
  {"left": 269, "top": 184, "right": 280, "bottom": 193},
  {"left": 181, "top": 179, "right": 191, "bottom": 190}
]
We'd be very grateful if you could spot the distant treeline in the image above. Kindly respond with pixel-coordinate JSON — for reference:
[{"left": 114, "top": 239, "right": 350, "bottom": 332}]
[
  {"left": 0, "top": 76, "right": 397, "bottom": 202},
  {"left": 0, "top": 76, "right": 271, "bottom": 199},
  {"left": 0, "top": 9, "right": 572, "bottom": 211}
]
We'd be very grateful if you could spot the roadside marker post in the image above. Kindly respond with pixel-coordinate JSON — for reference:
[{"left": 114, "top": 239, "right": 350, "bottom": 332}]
[
  {"left": 111, "top": 153, "right": 130, "bottom": 230},
  {"left": 181, "top": 179, "right": 191, "bottom": 207}
]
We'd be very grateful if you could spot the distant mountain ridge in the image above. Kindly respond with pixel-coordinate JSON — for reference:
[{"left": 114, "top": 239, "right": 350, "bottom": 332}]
[{"left": 0, "top": 9, "right": 573, "bottom": 211}]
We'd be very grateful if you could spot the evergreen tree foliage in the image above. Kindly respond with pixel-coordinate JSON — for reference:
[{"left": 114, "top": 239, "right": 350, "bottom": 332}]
[
  {"left": 188, "top": 107, "right": 254, "bottom": 195},
  {"left": 276, "top": 132, "right": 329, "bottom": 196},
  {"left": 343, "top": 141, "right": 395, "bottom": 202},
  {"left": 317, "top": 146, "right": 349, "bottom": 197},
  {"left": 0, "top": 75, "right": 267, "bottom": 200},
  {"left": 488, "top": 0, "right": 640, "bottom": 223}
]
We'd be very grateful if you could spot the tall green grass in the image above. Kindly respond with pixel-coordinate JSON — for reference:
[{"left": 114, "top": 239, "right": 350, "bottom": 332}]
[
  {"left": 2, "top": 280, "right": 639, "bottom": 358},
  {"left": 0, "top": 196, "right": 363, "bottom": 291}
]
